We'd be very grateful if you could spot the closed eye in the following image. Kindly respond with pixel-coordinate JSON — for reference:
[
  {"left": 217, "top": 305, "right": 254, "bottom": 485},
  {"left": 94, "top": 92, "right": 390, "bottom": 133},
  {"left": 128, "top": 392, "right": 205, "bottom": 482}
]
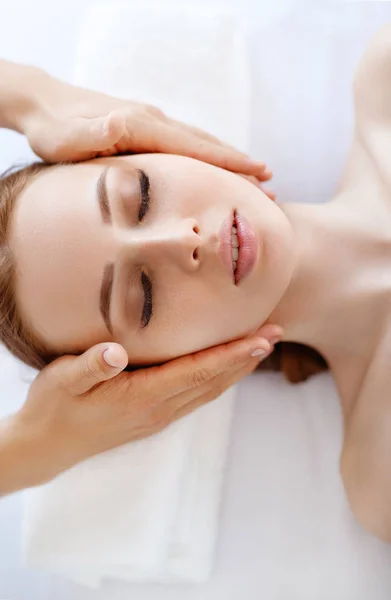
[
  {"left": 137, "top": 169, "right": 150, "bottom": 221},
  {"left": 141, "top": 271, "right": 153, "bottom": 327}
]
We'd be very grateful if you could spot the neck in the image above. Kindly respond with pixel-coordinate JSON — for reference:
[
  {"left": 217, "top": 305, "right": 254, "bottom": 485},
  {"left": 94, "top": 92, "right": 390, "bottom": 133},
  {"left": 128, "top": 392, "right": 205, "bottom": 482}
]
[{"left": 266, "top": 198, "right": 363, "bottom": 366}]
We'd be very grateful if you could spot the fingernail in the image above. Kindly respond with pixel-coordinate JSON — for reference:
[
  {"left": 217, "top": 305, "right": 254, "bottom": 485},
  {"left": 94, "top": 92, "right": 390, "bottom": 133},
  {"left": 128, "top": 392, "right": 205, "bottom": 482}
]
[
  {"left": 260, "top": 185, "right": 275, "bottom": 195},
  {"left": 103, "top": 346, "right": 124, "bottom": 368},
  {"left": 251, "top": 348, "right": 267, "bottom": 357},
  {"left": 252, "top": 160, "right": 265, "bottom": 169}
]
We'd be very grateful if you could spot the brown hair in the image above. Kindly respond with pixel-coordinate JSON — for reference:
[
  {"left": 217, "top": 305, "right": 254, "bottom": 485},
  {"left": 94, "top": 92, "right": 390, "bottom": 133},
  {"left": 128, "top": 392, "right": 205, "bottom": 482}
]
[
  {"left": 0, "top": 161, "right": 329, "bottom": 382},
  {"left": 256, "top": 340, "right": 328, "bottom": 383},
  {"left": 0, "top": 161, "right": 62, "bottom": 371}
]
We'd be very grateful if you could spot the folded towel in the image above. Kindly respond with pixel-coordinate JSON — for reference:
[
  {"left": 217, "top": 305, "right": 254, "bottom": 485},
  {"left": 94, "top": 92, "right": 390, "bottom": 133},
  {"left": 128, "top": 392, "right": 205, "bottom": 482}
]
[
  {"left": 71, "top": 3, "right": 250, "bottom": 151},
  {"left": 22, "top": 2, "right": 251, "bottom": 588},
  {"left": 23, "top": 392, "right": 235, "bottom": 588}
]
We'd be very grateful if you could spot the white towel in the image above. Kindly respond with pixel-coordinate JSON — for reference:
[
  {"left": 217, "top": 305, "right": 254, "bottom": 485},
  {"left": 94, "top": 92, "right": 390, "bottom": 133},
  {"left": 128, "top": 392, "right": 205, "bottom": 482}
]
[
  {"left": 22, "top": 394, "right": 235, "bottom": 588},
  {"left": 71, "top": 3, "right": 250, "bottom": 151},
  {"left": 21, "top": 2, "right": 251, "bottom": 588}
]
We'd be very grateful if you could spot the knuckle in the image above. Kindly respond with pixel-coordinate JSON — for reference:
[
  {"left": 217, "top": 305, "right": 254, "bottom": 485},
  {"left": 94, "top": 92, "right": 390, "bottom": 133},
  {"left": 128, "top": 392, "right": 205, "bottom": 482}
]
[
  {"left": 196, "top": 140, "right": 208, "bottom": 153},
  {"left": 220, "top": 155, "right": 230, "bottom": 169},
  {"left": 145, "top": 104, "right": 164, "bottom": 118},
  {"left": 118, "top": 368, "right": 157, "bottom": 408},
  {"left": 227, "top": 343, "right": 250, "bottom": 368},
  {"left": 47, "top": 139, "right": 67, "bottom": 160},
  {"left": 45, "top": 355, "right": 73, "bottom": 388},
  {"left": 132, "top": 367, "right": 155, "bottom": 397},
  {"left": 101, "top": 371, "right": 129, "bottom": 398},
  {"left": 190, "top": 367, "right": 212, "bottom": 387},
  {"left": 81, "top": 359, "right": 98, "bottom": 382},
  {"left": 126, "top": 106, "right": 146, "bottom": 127},
  {"left": 115, "top": 378, "right": 141, "bottom": 407}
]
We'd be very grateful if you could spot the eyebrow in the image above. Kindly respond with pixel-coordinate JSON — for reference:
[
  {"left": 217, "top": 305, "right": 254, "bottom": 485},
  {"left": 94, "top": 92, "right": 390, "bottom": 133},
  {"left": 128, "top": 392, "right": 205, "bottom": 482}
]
[
  {"left": 97, "top": 166, "right": 112, "bottom": 224},
  {"left": 97, "top": 167, "right": 114, "bottom": 334}
]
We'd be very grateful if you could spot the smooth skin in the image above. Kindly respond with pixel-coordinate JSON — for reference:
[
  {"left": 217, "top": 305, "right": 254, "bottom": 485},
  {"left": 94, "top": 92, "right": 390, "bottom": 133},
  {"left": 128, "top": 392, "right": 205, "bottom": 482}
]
[
  {"left": 10, "top": 23, "right": 391, "bottom": 547},
  {"left": 12, "top": 154, "right": 292, "bottom": 362},
  {"left": 0, "top": 61, "right": 282, "bottom": 496}
]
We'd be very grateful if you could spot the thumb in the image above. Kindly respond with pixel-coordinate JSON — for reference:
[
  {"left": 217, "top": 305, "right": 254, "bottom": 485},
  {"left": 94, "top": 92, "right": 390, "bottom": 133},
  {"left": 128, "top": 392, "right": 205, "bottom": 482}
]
[
  {"left": 61, "top": 343, "right": 129, "bottom": 396},
  {"left": 48, "top": 111, "right": 126, "bottom": 162}
]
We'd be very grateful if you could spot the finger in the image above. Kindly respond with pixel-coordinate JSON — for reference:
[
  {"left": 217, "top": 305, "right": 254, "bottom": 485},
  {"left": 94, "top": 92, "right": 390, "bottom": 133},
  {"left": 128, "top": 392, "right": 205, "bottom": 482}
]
[
  {"left": 125, "top": 355, "right": 268, "bottom": 442},
  {"left": 48, "top": 111, "right": 126, "bottom": 162},
  {"left": 160, "top": 340, "right": 278, "bottom": 417},
  {"left": 239, "top": 174, "right": 259, "bottom": 187},
  {"left": 53, "top": 343, "right": 128, "bottom": 396},
  {"left": 261, "top": 168, "right": 273, "bottom": 180},
  {"left": 169, "top": 357, "right": 263, "bottom": 423},
  {"left": 149, "top": 359, "right": 253, "bottom": 427},
  {"left": 169, "top": 118, "right": 231, "bottom": 148},
  {"left": 169, "top": 118, "right": 273, "bottom": 179},
  {"left": 170, "top": 342, "right": 278, "bottom": 421},
  {"left": 253, "top": 323, "right": 284, "bottom": 343},
  {"left": 139, "top": 120, "right": 267, "bottom": 176},
  {"left": 259, "top": 184, "right": 277, "bottom": 201},
  {"left": 136, "top": 335, "right": 271, "bottom": 409},
  {"left": 237, "top": 174, "right": 276, "bottom": 201}
]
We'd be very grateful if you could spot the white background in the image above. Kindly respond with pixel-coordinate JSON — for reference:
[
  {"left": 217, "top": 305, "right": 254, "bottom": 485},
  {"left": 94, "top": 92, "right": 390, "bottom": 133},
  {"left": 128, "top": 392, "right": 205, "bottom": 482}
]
[{"left": 2, "top": 1, "right": 391, "bottom": 599}]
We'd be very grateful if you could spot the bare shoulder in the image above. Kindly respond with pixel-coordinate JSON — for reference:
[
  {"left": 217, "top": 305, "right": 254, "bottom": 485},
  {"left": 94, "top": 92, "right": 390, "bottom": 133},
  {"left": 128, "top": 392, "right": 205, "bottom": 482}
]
[
  {"left": 340, "top": 326, "right": 391, "bottom": 543},
  {"left": 353, "top": 23, "right": 391, "bottom": 121},
  {"left": 354, "top": 23, "right": 391, "bottom": 124}
]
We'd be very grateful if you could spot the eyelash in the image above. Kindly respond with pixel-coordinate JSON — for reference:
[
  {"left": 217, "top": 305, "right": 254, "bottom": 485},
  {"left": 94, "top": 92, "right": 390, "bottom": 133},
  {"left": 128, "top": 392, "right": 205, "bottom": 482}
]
[
  {"left": 141, "top": 271, "right": 153, "bottom": 328},
  {"left": 137, "top": 169, "right": 151, "bottom": 222},
  {"left": 137, "top": 170, "right": 153, "bottom": 327}
]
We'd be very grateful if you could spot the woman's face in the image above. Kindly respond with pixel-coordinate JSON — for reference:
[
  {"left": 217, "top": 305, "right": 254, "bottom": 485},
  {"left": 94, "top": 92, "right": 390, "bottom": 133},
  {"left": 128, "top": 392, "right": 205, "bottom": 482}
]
[{"left": 11, "top": 154, "right": 295, "bottom": 364}]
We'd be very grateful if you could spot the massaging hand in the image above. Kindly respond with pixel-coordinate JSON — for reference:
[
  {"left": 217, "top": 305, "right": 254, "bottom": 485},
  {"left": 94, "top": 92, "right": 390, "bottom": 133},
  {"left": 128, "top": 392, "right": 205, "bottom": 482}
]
[
  {"left": 15, "top": 325, "right": 282, "bottom": 486},
  {"left": 22, "top": 71, "right": 274, "bottom": 195}
]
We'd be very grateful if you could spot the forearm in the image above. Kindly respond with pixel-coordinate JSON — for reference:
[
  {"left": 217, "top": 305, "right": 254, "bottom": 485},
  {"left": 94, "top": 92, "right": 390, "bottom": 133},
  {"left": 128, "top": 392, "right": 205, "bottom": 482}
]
[
  {"left": 0, "top": 59, "right": 52, "bottom": 133},
  {"left": 0, "top": 413, "right": 51, "bottom": 496}
]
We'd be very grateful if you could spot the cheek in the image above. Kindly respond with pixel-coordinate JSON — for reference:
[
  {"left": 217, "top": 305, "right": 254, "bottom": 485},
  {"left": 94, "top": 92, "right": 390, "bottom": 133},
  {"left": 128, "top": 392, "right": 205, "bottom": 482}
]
[{"left": 151, "top": 288, "right": 262, "bottom": 360}]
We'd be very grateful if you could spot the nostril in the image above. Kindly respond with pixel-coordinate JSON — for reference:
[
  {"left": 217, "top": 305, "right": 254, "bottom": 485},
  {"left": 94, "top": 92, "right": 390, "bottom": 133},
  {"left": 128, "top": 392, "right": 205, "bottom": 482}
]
[
  {"left": 193, "top": 248, "right": 199, "bottom": 260},
  {"left": 193, "top": 225, "right": 199, "bottom": 235}
]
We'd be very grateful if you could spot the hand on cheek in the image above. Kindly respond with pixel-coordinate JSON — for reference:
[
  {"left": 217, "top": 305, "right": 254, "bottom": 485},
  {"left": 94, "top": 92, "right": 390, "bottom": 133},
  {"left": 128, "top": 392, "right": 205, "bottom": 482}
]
[{"left": 237, "top": 172, "right": 276, "bottom": 201}]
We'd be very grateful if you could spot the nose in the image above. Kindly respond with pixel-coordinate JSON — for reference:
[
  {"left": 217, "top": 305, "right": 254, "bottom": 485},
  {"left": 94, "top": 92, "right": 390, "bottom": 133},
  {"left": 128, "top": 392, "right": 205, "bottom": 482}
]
[{"left": 119, "top": 218, "right": 201, "bottom": 271}]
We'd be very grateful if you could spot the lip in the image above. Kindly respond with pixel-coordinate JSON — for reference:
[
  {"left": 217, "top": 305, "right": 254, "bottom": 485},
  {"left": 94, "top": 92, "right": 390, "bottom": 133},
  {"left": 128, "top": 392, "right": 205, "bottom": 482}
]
[
  {"left": 234, "top": 210, "right": 259, "bottom": 284},
  {"left": 218, "top": 212, "right": 235, "bottom": 282},
  {"left": 218, "top": 210, "right": 259, "bottom": 285}
]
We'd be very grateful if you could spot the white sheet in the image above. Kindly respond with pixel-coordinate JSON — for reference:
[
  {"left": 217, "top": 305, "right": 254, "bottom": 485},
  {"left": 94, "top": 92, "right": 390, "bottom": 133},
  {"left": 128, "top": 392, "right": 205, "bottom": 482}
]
[{"left": 2, "top": 1, "right": 391, "bottom": 599}]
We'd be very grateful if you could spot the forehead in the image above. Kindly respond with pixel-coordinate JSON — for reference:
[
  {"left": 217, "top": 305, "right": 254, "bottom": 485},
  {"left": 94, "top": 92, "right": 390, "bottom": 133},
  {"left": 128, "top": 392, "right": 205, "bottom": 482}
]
[{"left": 10, "top": 163, "right": 110, "bottom": 353}]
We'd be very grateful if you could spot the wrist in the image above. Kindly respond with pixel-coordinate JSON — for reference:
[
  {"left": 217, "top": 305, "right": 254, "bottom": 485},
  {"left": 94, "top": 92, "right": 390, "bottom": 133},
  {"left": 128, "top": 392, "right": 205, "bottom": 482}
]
[
  {"left": 0, "top": 411, "right": 58, "bottom": 496},
  {"left": 0, "top": 62, "right": 48, "bottom": 134},
  {"left": 0, "top": 413, "right": 30, "bottom": 495},
  {"left": 14, "top": 66, "right": 57, "bottom": 135}
]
